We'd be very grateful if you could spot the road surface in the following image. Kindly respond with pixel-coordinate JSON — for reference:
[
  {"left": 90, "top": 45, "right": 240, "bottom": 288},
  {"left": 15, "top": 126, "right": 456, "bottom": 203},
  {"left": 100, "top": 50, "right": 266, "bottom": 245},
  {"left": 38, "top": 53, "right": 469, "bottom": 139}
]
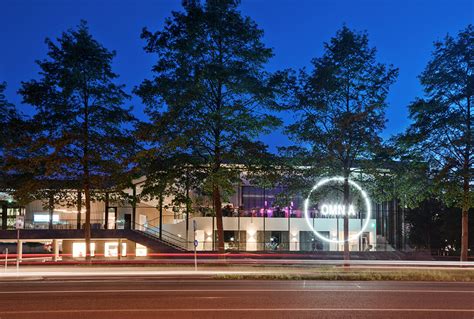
[{"left": 0, "top": 277, "right": 472, "bottom": 318}]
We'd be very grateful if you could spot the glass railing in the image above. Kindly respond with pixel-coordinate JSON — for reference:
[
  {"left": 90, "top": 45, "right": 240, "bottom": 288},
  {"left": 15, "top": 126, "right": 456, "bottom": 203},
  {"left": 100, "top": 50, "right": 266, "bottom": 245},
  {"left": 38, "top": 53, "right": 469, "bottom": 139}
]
[{"left": 20, "top": 219, "right": 108, "bottom": 230}]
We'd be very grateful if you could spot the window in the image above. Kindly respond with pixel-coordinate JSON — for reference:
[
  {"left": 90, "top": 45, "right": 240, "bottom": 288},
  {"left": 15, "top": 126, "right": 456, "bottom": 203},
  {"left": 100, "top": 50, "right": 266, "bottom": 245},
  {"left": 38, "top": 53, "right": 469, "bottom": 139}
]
[
  {"left": 104, "top": 242, "right": 127, "bottom": 257},
  {"left": 299, "top": 231, "right": 330, "bottom": 251},
  {"left": 72, "top": 242, "right": 96, "bottom": 258},
  {"left": 135, "top": 244, "right": 147, "bottom": 257}
]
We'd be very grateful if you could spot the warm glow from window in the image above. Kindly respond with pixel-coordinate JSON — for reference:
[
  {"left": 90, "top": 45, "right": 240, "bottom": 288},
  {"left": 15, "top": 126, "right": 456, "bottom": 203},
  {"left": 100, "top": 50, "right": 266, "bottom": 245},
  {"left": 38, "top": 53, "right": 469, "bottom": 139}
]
[
  {"left": 72, "top": 242, "right": 95, "bottom": 257},
  {"left": 135, "top": 244, "right": 147, "bottom": 257},
  {"left": 104, "top": 242, "right": 127, "bottom": 257}
]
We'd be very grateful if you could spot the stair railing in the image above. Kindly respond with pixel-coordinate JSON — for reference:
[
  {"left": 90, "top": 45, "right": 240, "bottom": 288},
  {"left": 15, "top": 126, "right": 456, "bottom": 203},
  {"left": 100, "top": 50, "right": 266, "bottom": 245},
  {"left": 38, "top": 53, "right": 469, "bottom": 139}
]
[{"left": 132, "top": 222, "right": 188, "bottom": 251}]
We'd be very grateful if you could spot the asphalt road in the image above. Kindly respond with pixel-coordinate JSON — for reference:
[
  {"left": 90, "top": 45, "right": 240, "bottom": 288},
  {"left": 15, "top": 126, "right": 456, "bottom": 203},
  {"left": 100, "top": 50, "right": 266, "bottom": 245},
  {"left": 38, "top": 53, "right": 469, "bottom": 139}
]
[{"left": 0, "top": 278, "right": 473, "bottom": 319}]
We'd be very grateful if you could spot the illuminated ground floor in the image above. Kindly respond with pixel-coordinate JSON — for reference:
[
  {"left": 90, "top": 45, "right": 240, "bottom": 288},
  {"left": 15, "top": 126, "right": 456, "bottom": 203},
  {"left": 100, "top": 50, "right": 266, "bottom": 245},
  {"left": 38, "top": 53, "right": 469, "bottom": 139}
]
[
  {"left": 162, "top": 216, "right": 377, "bottom": 252},
  {"left": 0, "top": 238, "right": 148, "bottom": 260}
]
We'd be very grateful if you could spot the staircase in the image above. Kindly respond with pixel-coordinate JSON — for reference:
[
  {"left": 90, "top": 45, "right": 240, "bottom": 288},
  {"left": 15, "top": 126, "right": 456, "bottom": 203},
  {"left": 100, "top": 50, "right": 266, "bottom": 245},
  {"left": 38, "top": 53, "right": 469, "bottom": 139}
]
[{"left": 126, "top": 223, "right": 188, "bottom": 253}]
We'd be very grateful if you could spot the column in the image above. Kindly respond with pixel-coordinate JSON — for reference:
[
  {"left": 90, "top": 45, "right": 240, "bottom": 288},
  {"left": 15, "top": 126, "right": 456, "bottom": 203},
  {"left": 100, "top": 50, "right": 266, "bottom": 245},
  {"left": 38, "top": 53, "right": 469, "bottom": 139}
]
[
  {"left": 76, "top": 190, "right": 82, "bottom": 229},
  {"left": 131, "top": 185, "right": 137, "bottom": 229},
  {"left": 17, "top": 240, "right": 23, "bottom": 262},
  {"left": 52, "top": 239, "right": 59, "bottom": 262},
  {"left": 117, "top": 239, "right": 122, "bottom": 260},
  {"left": 104, "top": 192, "right": 109, "bottom": 230}
]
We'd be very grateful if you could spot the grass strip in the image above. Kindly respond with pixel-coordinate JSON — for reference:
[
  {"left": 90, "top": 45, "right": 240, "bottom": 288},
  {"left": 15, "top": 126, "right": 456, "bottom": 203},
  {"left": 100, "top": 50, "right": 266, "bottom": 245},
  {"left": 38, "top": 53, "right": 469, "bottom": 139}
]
[{"left": 215, "top": 269, "right": 474, "bottom": 282}]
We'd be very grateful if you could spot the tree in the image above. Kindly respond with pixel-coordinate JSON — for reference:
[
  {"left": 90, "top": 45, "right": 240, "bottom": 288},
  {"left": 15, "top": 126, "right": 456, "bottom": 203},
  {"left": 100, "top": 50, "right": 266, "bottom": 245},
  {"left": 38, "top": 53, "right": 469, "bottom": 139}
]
[
  {"left": 19, "top": 21, "right": 136, "bottom": 261},
  {"left": 404, "top": 198, "right": 470, "bottom": 254},
  {"left": 401, "top": 25, "right": 473, "bottom": 261},
  {"left": 137, "top": 146, "right": 197, "bottom": 242},
  {"left": 0, "top": 82, "right": 39, "bottom": 201},
  {"left": 1, "top": 84, "right": 79, "bottom": 227},
  {"left": 136, "top": 0, "right": 282, "bottom": 252},
  {"left": 0, "top": 82, "right": 17, "bottom": 145},
  {"left": 367, "top": 141, "right": 433, "bottom": 209},
  {"left": 283, "top": 26, "right": 398, "bottom": 262},
  {"left": 0, "top": 82, "right": 21, "bottom": 179}
]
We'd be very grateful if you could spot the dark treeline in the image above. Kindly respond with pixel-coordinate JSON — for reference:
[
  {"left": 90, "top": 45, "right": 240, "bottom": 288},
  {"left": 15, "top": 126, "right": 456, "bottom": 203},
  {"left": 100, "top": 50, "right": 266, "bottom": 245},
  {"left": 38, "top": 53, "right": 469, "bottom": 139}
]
[{"left": 0, "top": 0, "right": 472, "bottom": 261}]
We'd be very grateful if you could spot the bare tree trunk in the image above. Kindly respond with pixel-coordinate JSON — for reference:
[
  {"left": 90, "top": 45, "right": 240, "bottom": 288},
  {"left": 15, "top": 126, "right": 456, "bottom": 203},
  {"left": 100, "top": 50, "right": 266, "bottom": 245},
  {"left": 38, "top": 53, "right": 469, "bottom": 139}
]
[
  {"left": 343, "top": 174, "right": 350, "bottom": 266},
  {"left": 131, "top": 185, "right": 137, "bottom": 228},
  {"left": 461, "top": 206, "right": 469, "bottom": 262},
  {"left": 83, "top": 93, "right": 91, "bottom": 263},
  {"left": 461, "top": 95, "right": 471, "bottom": 262},
  {"left": 104, "top": 192, "right": 109, "bottom": 230},
  {"left": 84, "top": 177, "right": 91, "bottom": 263},
  {"left": 159, "top": 194, "right": 163, "bottom": 240},
  {"left": 213, "top": 184, "right": 224, "bottom": 253},
  {"left": 48, "top": 191, "right": 54, "bottom": 230},
  {"left": 76, "top": 190, "right": 82, "bottom": 229},
  {"left": 185, "top": 171, "right": 190, "bottom": 248}
]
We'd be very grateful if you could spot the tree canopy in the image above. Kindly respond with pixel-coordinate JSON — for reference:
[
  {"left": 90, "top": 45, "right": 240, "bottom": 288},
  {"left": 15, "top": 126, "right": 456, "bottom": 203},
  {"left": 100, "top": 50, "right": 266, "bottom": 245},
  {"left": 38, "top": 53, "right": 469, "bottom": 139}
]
[
  {"left": 399, "top": 24, "right": 473, "bottom": 260},
  {"left": 281, "top": 26, "right": 398, "bottom": 261},
  {"left": 136, "top": 0, "right": 284, "bottom": 252},
  {"left": 19, "top": 21, "right": 137, "bottom": 259}
]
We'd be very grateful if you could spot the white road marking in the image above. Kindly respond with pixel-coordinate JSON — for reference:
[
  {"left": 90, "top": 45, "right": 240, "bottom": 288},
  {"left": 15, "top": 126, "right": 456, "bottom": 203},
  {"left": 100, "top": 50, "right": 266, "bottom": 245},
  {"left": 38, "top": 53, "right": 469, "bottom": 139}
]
[
  {"left": 0, "top": 308, "right": 473, "bottom": 314},
  {"left": 2, "top": 279, "right": 472, "bottom": 285},
  {"left": 0, "top": 288, "right": 472, "bottom": 294}
]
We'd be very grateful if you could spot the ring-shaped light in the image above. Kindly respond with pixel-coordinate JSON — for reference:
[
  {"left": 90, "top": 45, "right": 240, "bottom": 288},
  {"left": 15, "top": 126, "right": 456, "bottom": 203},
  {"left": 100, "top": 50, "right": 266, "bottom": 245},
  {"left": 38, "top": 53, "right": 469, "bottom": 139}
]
[{"left": 303, "top": 176, "right": 371, "bottom": 244}]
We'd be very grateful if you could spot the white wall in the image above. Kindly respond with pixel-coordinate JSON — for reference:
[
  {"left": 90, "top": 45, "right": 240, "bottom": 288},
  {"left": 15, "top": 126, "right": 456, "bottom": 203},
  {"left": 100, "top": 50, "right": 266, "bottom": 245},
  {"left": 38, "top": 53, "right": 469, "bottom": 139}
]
[{"left": 163, "top": 216, "right": 377, "bottom": 252}]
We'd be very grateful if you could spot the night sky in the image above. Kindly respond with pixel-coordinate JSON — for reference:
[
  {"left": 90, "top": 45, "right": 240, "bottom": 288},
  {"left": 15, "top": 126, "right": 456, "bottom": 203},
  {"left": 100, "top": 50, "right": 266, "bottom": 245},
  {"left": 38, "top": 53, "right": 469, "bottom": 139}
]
[{"left": 1, "top": 0, "right": 472, "bottom": 151}]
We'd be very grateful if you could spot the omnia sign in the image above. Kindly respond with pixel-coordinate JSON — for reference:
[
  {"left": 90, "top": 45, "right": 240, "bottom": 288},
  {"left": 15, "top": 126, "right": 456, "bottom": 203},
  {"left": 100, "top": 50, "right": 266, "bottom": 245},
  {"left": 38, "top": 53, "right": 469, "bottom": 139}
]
[
  {"left": 320, "top": 204, "right": 356, "bottom": 216},
  {"left": 304, "top": 176, "right": 372, "bottom": 243}
]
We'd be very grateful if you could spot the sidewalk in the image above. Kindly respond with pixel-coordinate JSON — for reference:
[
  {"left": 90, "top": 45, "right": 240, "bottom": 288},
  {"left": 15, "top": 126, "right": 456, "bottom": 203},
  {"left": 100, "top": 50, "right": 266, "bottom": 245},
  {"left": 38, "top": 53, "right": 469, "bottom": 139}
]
[
  {"left": 1, "top": 264, "right": 473, "bottom": 282},
  {"left": 0, "top": 265, "right": 287, "bottom": 280}
]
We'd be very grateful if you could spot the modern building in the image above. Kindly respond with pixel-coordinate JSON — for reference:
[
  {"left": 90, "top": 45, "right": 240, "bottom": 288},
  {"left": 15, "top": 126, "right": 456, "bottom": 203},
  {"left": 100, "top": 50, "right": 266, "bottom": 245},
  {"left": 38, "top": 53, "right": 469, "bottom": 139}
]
[{"left": 0, "top": 175, "right": 404, "bottom": 259}]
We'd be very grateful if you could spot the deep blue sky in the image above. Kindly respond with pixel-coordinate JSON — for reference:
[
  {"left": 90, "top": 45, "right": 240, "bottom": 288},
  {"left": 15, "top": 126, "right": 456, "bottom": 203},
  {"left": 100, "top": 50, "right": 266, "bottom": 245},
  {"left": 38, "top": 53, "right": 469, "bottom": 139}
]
[{"left": 1, "top": 0, "right": 472, "bottom": 151}]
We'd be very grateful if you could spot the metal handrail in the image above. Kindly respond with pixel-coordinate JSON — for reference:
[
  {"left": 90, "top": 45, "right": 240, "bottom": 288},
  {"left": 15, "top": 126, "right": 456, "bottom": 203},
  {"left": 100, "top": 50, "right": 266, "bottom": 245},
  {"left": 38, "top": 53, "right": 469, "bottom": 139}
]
[
  {"left": 137, "top": 230, "right": 187, "bottom": 251},
  {"left": 145, "top": 224, "right": 186, "bottom": 240},
  {"left": 132, "top": 222, "right": 187, "bottom": 250}
]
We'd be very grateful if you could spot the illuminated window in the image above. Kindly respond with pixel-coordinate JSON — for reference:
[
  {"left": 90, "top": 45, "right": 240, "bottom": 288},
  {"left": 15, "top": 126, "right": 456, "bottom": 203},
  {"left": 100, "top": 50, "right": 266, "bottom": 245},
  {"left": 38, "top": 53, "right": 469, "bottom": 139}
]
[
  {"left": 72, "top": 242, "right": 95, "bottom": 257},
  {"left": 135, "top": 244, "right": 147, "bottom": 257},
  {"left": 104, "top": 242, "right": 127, "bottom": 257},
  {"left": 33, "top": 214, "right": 60, "bottom": 222}
]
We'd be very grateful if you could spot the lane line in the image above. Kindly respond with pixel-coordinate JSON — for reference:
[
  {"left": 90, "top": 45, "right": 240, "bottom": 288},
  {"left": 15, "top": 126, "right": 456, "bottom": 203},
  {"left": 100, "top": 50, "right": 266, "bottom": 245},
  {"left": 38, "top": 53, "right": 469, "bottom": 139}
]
[
  {"left": 1, "top": 279, "right": 472, "bottom": 289},
  {"left": 0, "top": 288, "right": 472, "bottom": 294},
  {"left": 0, "top": 308, "right": 473, "bottom": 314}
]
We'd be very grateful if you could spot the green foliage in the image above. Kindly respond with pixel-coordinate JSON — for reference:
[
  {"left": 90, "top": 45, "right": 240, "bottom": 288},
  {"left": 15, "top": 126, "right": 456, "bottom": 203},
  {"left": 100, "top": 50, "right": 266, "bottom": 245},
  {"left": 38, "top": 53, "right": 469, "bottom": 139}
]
[
  {"left": 281, "top": 25, "right": 398, "bottom": 192},
  {"left": 399, "top": 25, "right": 473, "bottom": 209},
  {"left": 19, "top": 21, "right": 137, "bottom": 192},
  {"left": 0, "top": 82, "right": 38, "bottom": 199},
  {"left": 404, "top": 198, "right": 472, "bottom": 252},
  {"left": 13, "top": 21, "right": 137, "bottom": 241},
  {"left": 136, "top": 1, "right": 283, "bottom": 220},
  {"left": 365, "top": 141, "right": 432, "bottom": 208},
  {"left": 0, "top": 82, "right": 20, "bottom": 150},
  {"left": 0, "top": 82, "right": 16, "bottom": 184},
  {"left": 395, "top": 24, "right": 473, "bottom": 260}
]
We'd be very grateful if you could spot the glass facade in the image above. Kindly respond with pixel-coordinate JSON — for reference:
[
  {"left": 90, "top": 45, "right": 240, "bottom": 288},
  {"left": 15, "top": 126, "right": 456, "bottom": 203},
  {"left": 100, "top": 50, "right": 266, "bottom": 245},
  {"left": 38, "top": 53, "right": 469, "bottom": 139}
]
[
  {"left": 241, "top": 185, "right": 304, "bottom": 218},
  {"left": 300, "top": 231, "right": 330, "bottom": 251},
  {"left": 238, "top": 184, "right": 401, "bottom": 251}
]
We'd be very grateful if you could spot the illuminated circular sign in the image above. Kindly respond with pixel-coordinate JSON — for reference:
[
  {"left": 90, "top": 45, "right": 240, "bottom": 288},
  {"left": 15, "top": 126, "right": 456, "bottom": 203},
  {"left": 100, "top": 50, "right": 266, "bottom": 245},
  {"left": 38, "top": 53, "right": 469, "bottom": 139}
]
[{"left": 303, "top": 176, "right": 371, "bottom": 244}]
